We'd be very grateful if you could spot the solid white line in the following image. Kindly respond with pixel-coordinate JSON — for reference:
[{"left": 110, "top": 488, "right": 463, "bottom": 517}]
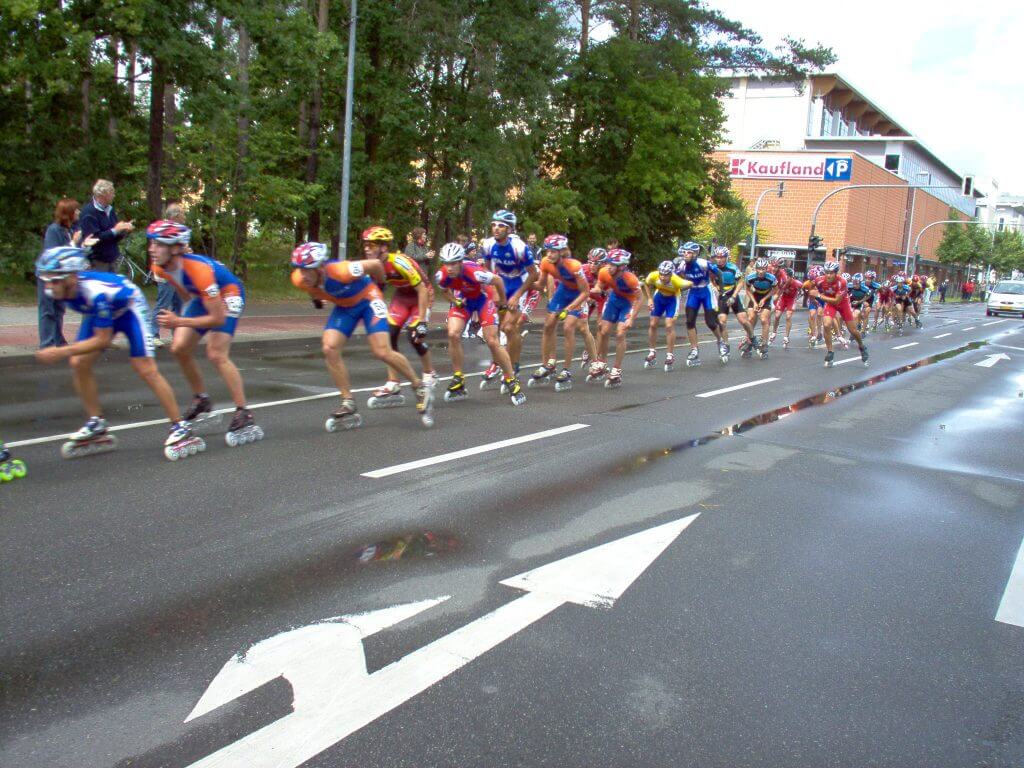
[
  {"left": 892, "top": 342, "right": 919, "bottom": 350},
  {"left": 361, "top": 424, "right": 590, "bottom": 479},
  {"left": 991, "top": 344, "right": 1024, "bottom": 353},
  {"left": 996, "top": 535, "right": 1024, "bottom": 628},
  {"left": 962, "top": 326, "right": 977, "bottom": 331},
  {"left": 833, "top": 356, "right": 861, "bottom": 366},
  {"left": 695, "top": 378, "right": 779, "bottom": 399},
  {"left": 933, "top": 333, "right": 952, "bottom": 339},
  {"left": 983, "top": 319, "right": 1009, "bottom": 326}
]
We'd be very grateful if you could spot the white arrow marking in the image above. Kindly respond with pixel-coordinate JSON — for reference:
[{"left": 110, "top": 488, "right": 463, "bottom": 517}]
[
  {"left": 975, "top": 353, "right": 1011, "bottom": 368},
  {"left": 997, "top": 535, "right": 1024, "bottom": 627},
  {"left": 184, "top": 514, "right": 700, "bottom": 768}
]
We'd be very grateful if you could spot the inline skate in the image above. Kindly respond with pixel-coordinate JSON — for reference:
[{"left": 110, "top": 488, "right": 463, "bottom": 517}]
[
  {"left": 326, "top": 398, "right": 363, "bottom": 431},
  {"left": 163, "top": 421, "right": 206, "bottom": 461},
  {"left": 0, "top": 443, "right": 26, "bottom": 482},
  {"left": 444, "top": 374, "right": 468, "bottom": 403},
  {"left": 61, "top": 417, "right": 118, "bottom": 459},
  {"left": 527, "top": 362, "right": 556, "bottom": 388},
  {"left": 415, "top": 385, "right": 435, "bottom": 428},
  {"left": 686, "top": 348, "right": 701, "bottom": 367},
  {"left": 554, "top": 369, "right": 573, "bottom": 392},
  {"left": 604, "top": 367, "right": 622, "bottom": 388},
  {"left": 183, "top": 393, "right": 223, "bottom": 433},
  {"left": 664, "top": 353, "right": 675, "bottom": 372},
  {"left": 479, "top": 362, "right": 501, "bottom": 390},
  {"left": 643, "top": 350, "right": 657, "bottom": 369},
  {"left": 367, "top": 380, "right": 406, "bottom": 409}
]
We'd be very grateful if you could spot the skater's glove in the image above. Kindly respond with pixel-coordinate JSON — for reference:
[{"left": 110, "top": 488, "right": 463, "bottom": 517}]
[
  {"left": 312, "top": 298, "right": 324, "bottom": 310},
  {"left": 557, "top": 310, "right": 568, "bottom": 320},
  {"left": 413, "top": 322, "right": 429, "bottom": 340},
  {"left": 453, "top": 298, "right": 465, "bottom": 309},
  {"left": 497, "top": 304, "right": 510, "bottom": 314}
]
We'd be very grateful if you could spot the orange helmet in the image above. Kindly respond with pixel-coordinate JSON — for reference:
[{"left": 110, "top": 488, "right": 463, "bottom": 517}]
[{"left": 361, "top": 226, "right": 393, "bottom": 243}]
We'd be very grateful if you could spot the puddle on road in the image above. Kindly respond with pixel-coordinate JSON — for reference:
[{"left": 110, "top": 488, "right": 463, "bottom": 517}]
[
  {"left": 608, "top": 340, "right": 988, "bottom": 475},
  {"left": 353, "top": 531, "right": 462, "bottom": 565}
]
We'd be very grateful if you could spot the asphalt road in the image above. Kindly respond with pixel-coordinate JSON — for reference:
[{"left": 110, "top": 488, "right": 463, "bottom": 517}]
[{"left": 2, "top": 303, "right": 1023, "bottom": 767}]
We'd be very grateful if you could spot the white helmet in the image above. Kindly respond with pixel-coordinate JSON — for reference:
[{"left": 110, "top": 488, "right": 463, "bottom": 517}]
[{"left": 439, "top": 242, "right": 466, "bottom": 263}]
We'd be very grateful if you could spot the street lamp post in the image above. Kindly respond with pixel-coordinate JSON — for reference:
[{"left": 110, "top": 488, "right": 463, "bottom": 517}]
[
  {"left": 337, "top": 0, "right": 358, "bottom": 259},
  {"left": 904, "top": 171, "right": 931, "bottom": 275},
  {"left": 749, "top": 181, "right": 784, "bottom": 267}
]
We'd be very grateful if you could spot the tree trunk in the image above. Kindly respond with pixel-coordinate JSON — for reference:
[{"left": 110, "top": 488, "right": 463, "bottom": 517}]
[
  {"left": 580, "top": 0, "right": 591, "bottom": 54},
  {"left": 163, "top": 81, "right": 176, "bottom": 180},
  {"left": 108, "top": 36, "right": 119, "bottom": 139},
  {"left": 232, "top": 22, "right": 251, "bottom": 269},
  {"left": 81, "top": 71, "right": 91, "bottom": 141},
  {"left": 146, "top": 56, "right": 167, "bottom": 220},
  {"left": 628, "top": 0, "right": 640, "bottom": 41},
  {"left": 127, "top": 41, "right": 137, "bottom": 104},
  {"left": 303, "top": 0, "right": 329, "bottom": 240}
]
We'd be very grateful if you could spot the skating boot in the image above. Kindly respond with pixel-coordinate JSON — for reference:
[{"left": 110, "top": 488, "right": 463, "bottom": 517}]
[
  {"left": 326, "top": 398, "right": 363, "bottom": 431},
  {"left": 914, "top": 317, "right": 923, "bottom": 329},
  {"left": 500, "top": 364, "right": 522, "bottom": 395},
  {"left": 686, "top": 348, "right": 701, "bottom": 367},
  {"left": 506, "top": 377, "right": 527, "bottom": 406},
  {"left": 554, "top": 369, "right": 573, "bottom": 392},
  {"left": 896, "top": 322, "right": 904, "bottom": 337},
  {"left": 528, "top": 362, "right": 556, "bottom": 388},
  {"left": 664, "top": 353, "right": 675, "bottom": 372},
  {"left": 422, "top": 371, "right": 438, "bottom": 388},
  {"left": 415, "top": 384, "right": 435, "bottom": 428},
  {"left": 860, "top": 344, "right": 869, "bottom": 367},
  {"left": 580, "top": 351, "right": 591, "bottom": 370},
  {"left": 585, "top": 361, "right": 607, "bottom": 383},
  {"left": 444, "top": 374, "right": 468, "bottom": 403},
  {"left": 757, "top": 345, "right": 768, "bottom": 360},
  {"left": 718, "top": 341, "right": 730, "bottom": 364},
  {"left": 183, "top": 393, "right": 222, "bottom": 433},
  {"left": 768, "top": 331, "right": 777, "bottom": 346},
  {"left": 823, "top": 350, "right": 835, "bottom": 368},
  {"left": 643, "top": 349, "right": 657, "bottom": 369},
  {"left": 368, "top": 380, "right": 406, "bottom": 409},
  {"left": 838, "top": 335, "right": 850, "bottom": 350},
  {"left": 0, "top": 443, "right": 27, "bottom": 482},
  {"left": 808, "top": 333, "right": 816, "bottom": 349},
  {"left": 479, "top": 362, "right": 501, "bottom": 390},
  {"left": 604, "top": 366, "right": 623, "bottom": 388},
  {"left": 782, "top": 336, "right": 790, "bottom": 349},
  {"left": 163, "top": 421, "right": 206, "bottom": 461},
  {"left": 61, "top": 416, "right": 118, "bottom": 459},
  {"left": 739, "top": 338, "right": 752, "bottom": 359},
  {"left": 225, "top": 407, "right": 264, "bottom": 446}
]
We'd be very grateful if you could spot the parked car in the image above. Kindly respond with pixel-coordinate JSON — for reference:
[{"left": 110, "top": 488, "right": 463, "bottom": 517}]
[{"left": 986, "top": 280, "right": 1024, "bottom": 318}]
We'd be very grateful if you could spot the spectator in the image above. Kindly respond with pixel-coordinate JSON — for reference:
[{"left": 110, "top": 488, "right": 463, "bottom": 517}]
[
  {"left": 962, "top": 279, "right": 975, "bottom": 302},
  {"left": 38, "top": 198, "right": 82, "bottom": 348},
  {"left": 404, "top": 227, "right": 434, "bottom": 268},
  {"left": 79, "top": 179, "right": 133, "bottom": 272},
  {"left": 939, "top": 279, "right": 948, "bottom": 303},
  {"left": 148, "top": 202, "right": 186, "bottom": 347},
  {"left": 925, "top": 275, "right": 936, "bottom": 304},
  {"left": 526, "top": 233, "right": 540, "bottom": 252}
]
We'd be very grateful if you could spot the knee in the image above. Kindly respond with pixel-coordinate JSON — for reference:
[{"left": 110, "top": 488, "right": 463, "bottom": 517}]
[
  {"left": 206, "top": 348, "right": 228, "bottom": 366},
  {"left": 447, "top": 330, "right": 461, "bottom": 345},
  {"left": 322, "top": 342, "right": 340, "bottom": 359},
  {"left": 69, "top": 354, "right": 89, "bottom": 372},
  {"left": 171, "top": 341, "right": 190, "bottom": 358}
]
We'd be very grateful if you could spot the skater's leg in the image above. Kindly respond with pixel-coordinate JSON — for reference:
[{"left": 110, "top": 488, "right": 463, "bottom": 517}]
[
  {"left": 170, "top": 327, "right": 206, "bottom": 395},
  {"left": 130, "top": 357, "right": 182, "bottom": 422},
  {"left": 483, "top": 326, "right": 515, "bottom": 377},
  {"left": 785, "top": 310, "right": 794, "bottom": 338},
  {"left": 581, "top": 320, "right": 598, "bottom": 360},
  {"left": 322, "top": 329, "right": 353, "bottom": 399},
  {"left": 404, "top": 324, "right": 434, "bottom": 377},
  {"left": 665, "top": 317, "right": 676, "bottom": 357},
  {"left": 382, "top": 322, "right": 403, "bottom": 382},
  {"left": 648, "top": 316, "right": 658, "bottom": 351},
  {"left": 685, "top": 305, "right": 699, "bottom": 350},
  {"left": 759, "top": 309, "right": 771, "bottom": 345},
  {"left": 205, "top": 331, "right": 246, "bottom": 408},
  {"left": 502, "top": 310, "right": 523, "bottom": 368},
  {"left": 69, "top": 351, "right": 103, "bottom": 417},
  {"left": 541, "top": 312, "right": 559, "bottom": 364},
  {"left": 562, "top": 315, "right": 578, "bottom": 370},
  {"left": 597, "top": 320, "right": 612, "bottom": 360},
  {"left": 368, "top": 331, "right": 421, "bottom": 387},
  {"left": 446, "top": 317, "right": 466, "bottom": 374},
  {"left": 613, "top": 322, "right": 628, "bottom": 370}
]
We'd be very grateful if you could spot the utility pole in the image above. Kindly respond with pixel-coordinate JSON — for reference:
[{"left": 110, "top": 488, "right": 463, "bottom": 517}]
[{"left": 338, "top": 0, "right": 357, "bottom": 259}]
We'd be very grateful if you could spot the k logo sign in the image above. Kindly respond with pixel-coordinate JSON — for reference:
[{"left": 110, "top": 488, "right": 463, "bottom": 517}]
[{"left": 824, "top": 158, "right": 853, "bottom": 181}]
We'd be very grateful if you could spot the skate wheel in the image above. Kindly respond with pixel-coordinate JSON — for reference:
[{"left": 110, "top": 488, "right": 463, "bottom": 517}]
[
  {"left": 325, "top": 418, "right": 337, "bottom": 433},
  {"left": 421, "top": 414, "right": 435, "bottom": 428},
  {"left": 165, "top": 446, "right": 180, "bottom": 461},
  {"left": 0, "top": 468, "right": 10, "bottom": 483},
  {"left": 12, "top": 461, "right": 25, "bottom": 479},
  {"left": 253, "top": 426, "right": 264, "bottom": 441},
  {"left": 225, "top": 432, "right": 238, "bottom": 447}
]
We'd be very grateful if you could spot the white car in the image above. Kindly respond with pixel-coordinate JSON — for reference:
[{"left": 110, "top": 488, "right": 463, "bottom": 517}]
[{"left": 986, "top": 280, "right": 1024, "bottom": 318}]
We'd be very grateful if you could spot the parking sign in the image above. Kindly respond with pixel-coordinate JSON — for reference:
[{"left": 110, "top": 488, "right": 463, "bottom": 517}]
[{"left": 824, "top": 157, "right": 853, "bottom": 181}]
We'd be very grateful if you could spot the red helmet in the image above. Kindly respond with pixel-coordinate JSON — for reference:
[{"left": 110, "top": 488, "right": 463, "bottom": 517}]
[
  {"left": 291, "top": 242, "right": 330, "bottom": 269},
  {"left": 146, "top": 219, "right": 190, "bottom": 244}
]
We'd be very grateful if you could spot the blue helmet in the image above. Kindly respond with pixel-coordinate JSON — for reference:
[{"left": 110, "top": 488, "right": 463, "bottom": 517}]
[
  {"left": 36, "top": 246, "right": 90, "bottom": 277},
  {"left": 677, "top": 241, "right": 700, "bottom": 257},
  {"left": 658, "top": 260, "right": 674, "bottom": 275},
  {"left": 824, "top": 261, "right": 840, "bottom": 274},
  {"left": 491, "top": 209, "right": 517, "bottom": 228},
  {"left": 852, "top": 272, "right": 864, "bottom": 283}
]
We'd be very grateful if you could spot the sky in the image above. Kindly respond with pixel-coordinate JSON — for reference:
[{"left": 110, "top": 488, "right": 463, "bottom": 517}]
[{"left": 702, "top": 0, "right": 1024, "bottom": 198}]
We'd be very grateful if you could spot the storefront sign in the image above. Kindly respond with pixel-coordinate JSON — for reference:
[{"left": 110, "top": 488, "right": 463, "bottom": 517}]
[{"left": 729, "top": 154, "right": 853, "bottom": 182}]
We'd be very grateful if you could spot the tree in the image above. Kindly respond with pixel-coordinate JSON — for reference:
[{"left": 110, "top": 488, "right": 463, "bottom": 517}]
[
  {"left": 692, "top": 201, "right": 769, "bottom": 255},
  {"left": 992, "top": 229, "right": 1024, "bottom": 275},
  {"left": 936, "top": 217, "right": 992, "bottom": 267}
]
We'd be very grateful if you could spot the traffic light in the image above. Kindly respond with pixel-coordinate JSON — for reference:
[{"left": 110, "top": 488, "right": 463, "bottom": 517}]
[
  {"left": 961, "top": 175, "right": 974, "bottom": 197},
  {"left": 808, "top": 234, "right": 823, "bottom": 252}
]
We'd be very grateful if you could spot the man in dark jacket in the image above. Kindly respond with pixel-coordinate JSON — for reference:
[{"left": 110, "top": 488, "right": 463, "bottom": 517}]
[{"left": 79, "top": 179, "right": 134, "bottom": 272}]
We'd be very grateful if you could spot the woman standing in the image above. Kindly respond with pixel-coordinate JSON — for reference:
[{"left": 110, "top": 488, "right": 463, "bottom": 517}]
[{"left": 38, "top": 199, "right": 81, "bottom": 348}]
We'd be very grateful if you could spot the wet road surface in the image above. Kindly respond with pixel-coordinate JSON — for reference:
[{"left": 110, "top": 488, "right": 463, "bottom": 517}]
[{"left": 2, "top": 303, "right": 1023, "bottom": 767}]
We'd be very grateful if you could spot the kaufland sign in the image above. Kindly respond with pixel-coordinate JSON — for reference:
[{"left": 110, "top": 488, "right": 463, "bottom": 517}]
[{"left": 730, "top": 154, "right": 853, "bottom": 182}]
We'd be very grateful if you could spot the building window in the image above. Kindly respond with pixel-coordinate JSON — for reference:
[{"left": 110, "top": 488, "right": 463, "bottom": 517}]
[
  {"left": 884, "top": 154, "right": 900, "bottom": 172},
  {"left": 998, "top": 217, "right": 1005, "bottom": 232}
]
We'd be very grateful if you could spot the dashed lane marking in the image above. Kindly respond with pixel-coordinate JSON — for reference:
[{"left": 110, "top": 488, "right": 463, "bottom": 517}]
[
  {"left": 892, "top": 342, "right": 919, "bottom": 350},
  {"left": 695, "top": 378, "right": 779, "bottom": 399}
]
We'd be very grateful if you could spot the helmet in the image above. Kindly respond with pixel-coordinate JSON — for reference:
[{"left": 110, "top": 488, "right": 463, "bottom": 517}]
[
  {"left": 767, "top": 255, "right": 780, "bottom": 266},
  {"left": 895, "top": 275, "right": 906, "bottom": 284},
  {"left": 491, "top": 209, "right": 517, "bottom": 228},
  {"left": 36, "top": 246, "right": 90, "bottom": 277},
  {"left": 807, "top": 265, "right": 823, "bottom": 279},
  {"left": 587, "top": 247, "right": 607, "bottom": 264},
  {"left": 865, "top": 270, "right": 877, "bottom": 280},
  {"left": 464, "top": 241, "right": 478, "bottom": 255},
  {"left": 291, "top": 241, "right": 330, "bottom": 269},
  {"left": 841, "top": 272, "right": 851, "bottom": 280},
  {"left": 439, "top": 242, "right": 466, "bottom": 263},
  {"left": 852, "top": 272, "right": 863, "bottom": 283},
  {"left": 658, "top": 260, "right": 674, "bottom": 275},
  {"left": 543, "top": 234, "right": 569, "bottom": 251},
  {"left": 605, "top": 248, "right": 631, "bottom": 266},
  {"left": 677, "top": 241, "right": 700, "bottom": 257},
  {"left": 361, "top": 226, "right": 393, "bottom": 243},
  {"left": 146, "top": 219, "right": 191, "bottom": 244},
  {"left": 824, "top": 262, "right": 840, "bottom": 274},
  {"left": 712, "top": 245, "right": 730, "bottom": 258},
  {"left": 754, "top": 257, "right": 769, "bottom": 270}
]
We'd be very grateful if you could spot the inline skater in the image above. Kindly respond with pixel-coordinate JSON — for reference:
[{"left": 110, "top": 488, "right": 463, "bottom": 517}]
[
  {"left": 362, "top": 226, "right": 437, "bottom": 407},
  {"left": 675, "top": 241, "right": 726, "bottom": 366},
  {"left": 876, "top": 278, "right": 895, "bottom": 331},
  {"left": 478, "top": 210, "right": 538, "bottom": 386},
  {"left": 290, "top": 241, "right": 434, "bottom": 429},
  {"left": 848, "top": 273, "right": 873, "bottom": 335},
  {"left": 590, "top": 248, "right": 642, "bottom": 388},
  {"left": 33, "top": 246, "right": 203, "bottom": 460},
  {"left": 809, "top": 262, "right": 869, "bottom": 367},
  {"left": 532, "top": 234, "right": 594, "bottom": 391},
  {"left": 744, "top": 257, "right": 777, "bottom": 359},
  {"left": 0, "top": 441, "right": 27, "bottom": 482},
  {"left": 709, "top": 246, "right": 756, "bottom": 358},
  {"left": 862, "top": 270, "right": 882, "bottom": 334},
  {"left": 891, "top": 275, "right": 916, "bottom": 334},
  {"left": 642, "top": 260, "right": 692, "bottom": 371},
  {"left": 769, "top": 268, "right": 801, "bottom": 349},
  {"left": 148, "top": 220, "right": 263, "bottom": 447},
  {"left": 802, "top": 265, "right": 826, "bottom": 347},
  {"left": 435, "top": 243, "right": 525, "bottom": 405},
  {"left": 908, "top": 275, "right": 925, "bottom": 327},
  {"left": 579, "top": 248, "right": 607, "bottom": 369}
]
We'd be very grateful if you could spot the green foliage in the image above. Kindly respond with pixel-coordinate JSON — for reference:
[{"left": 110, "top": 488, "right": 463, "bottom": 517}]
[
  {"left": 992, "top": 229, "right": 1024, "bottom": 274},
  {"left": 0, "top": 0, "right": 834, "bottom": 293},
  {"left": 936, "top": 214, "right": 992, "bottom": 266},
  {"left": 692, "top": 200, "right": 769, "bottom": 255}
]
